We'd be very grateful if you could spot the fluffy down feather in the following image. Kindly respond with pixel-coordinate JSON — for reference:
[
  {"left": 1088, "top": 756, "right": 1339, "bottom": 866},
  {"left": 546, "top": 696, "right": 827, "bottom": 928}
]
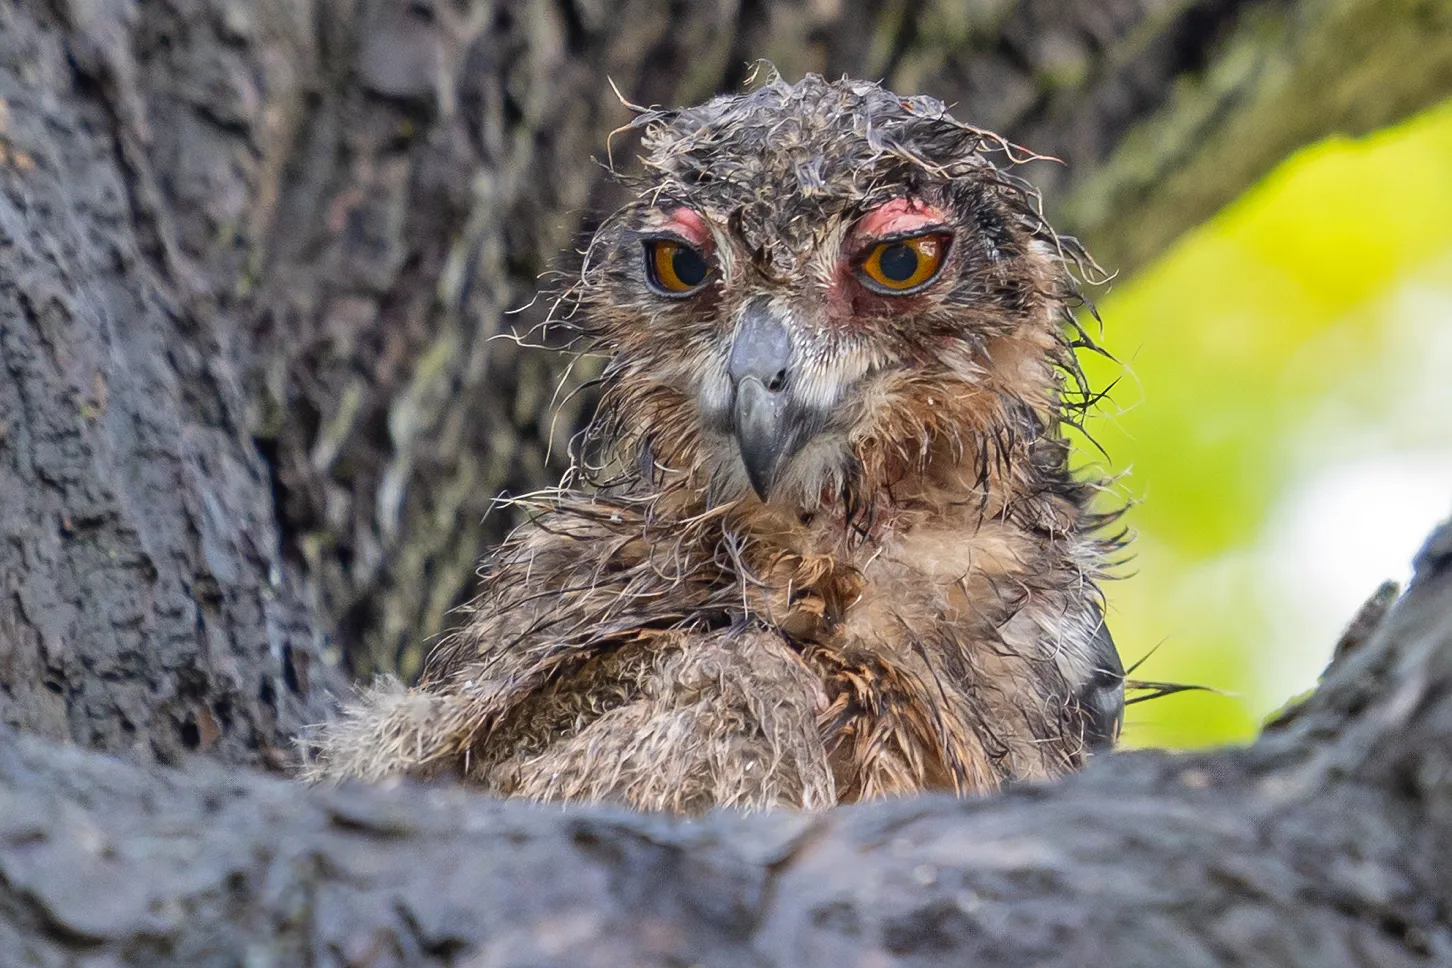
[{"left": 304, "top": 72, "right": 1126, "bottom": 813}]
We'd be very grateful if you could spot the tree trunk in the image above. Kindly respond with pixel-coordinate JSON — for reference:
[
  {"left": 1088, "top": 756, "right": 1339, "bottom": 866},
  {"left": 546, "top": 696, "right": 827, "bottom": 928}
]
[
  {"left": 2, "top": 0, "right": 1451, "bottom": 959},
  {"left": 4, "top": 0, "right": 1449, "bottom": 740},
  {"left": 2, "top": 519, "right": 1449, "bottom": 966}
]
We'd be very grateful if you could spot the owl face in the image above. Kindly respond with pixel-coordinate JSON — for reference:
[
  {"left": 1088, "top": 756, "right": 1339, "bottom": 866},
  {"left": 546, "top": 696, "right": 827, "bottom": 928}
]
[{"left": 578, "top": 76, "right": 1077, "bottom": 510}]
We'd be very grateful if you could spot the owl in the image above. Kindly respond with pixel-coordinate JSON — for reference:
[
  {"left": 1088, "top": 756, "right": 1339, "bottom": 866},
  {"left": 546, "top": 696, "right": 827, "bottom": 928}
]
[{"left": 307, "top": 73, "right": 1126, "bottom": 813}]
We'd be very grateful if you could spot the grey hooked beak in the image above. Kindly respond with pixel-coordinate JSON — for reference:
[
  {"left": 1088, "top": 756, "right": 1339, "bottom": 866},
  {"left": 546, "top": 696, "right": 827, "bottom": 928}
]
[{"left": 729, "top": 302, "right": 807, "bottom": 500}]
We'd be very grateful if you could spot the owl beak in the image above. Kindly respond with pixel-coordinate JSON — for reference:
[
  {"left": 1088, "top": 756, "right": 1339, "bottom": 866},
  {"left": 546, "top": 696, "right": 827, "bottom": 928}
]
[
  {"left": 729, "top": 302, "right": 804, "bottom": 500},
  {"left": 733, "top": 376, "right": 792, "bottom": 499}
]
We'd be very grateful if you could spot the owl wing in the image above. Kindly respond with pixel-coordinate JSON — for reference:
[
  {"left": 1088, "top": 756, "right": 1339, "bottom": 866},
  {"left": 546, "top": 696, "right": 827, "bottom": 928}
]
[{"left": 1077, "top": 603, "right": 1125, "bottom": 751}]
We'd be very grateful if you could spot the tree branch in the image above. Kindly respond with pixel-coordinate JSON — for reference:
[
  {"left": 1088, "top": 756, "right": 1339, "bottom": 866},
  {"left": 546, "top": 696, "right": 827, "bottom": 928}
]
[
  {"left": 4, "top": 520, "right": 1449, "bottom": 966},
  {"left": 3, "top": 3, "right": 1451, "bottom": 958},
  {"left": 1040, "top": 0, "right": 1452, "bottom": 274}
]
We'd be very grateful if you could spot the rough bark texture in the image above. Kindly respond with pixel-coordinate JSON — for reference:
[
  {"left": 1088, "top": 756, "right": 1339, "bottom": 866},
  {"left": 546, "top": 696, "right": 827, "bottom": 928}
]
[
  {"left": 0, "top": 0, "right": 340, "bottom": 766},
  {"left": 1, "top": 2, "right": 1451, "bottom": 956},
  {"left": 5, "top": 0, "right": 1448, "bottom": 744},
  {"left": 1, "top": 519, "right": 1450, "bottom": 966}
]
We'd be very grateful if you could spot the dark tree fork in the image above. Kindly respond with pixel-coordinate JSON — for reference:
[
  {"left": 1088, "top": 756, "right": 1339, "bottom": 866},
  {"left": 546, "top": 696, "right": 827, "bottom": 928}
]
[
  {"left": 3, "top": 0, "right": 1445, "bottom": 765},
  {"left": 3, "top": 0, "right": 1452, "bottom": 962},
  {"left": 308, "top": 75, "right": 1128, "bottom": 811}
]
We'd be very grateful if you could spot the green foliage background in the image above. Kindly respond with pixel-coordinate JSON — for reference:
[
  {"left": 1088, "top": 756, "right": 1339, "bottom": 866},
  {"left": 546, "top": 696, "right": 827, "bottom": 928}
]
[{"left": 1083, "top": 96, "right": 1452, "bottom": 748}]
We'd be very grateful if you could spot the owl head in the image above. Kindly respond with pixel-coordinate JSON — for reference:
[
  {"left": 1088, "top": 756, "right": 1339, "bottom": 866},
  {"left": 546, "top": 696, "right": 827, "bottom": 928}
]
[{"left": 570, "top": 73, "right": 1098, "bottom": 514}]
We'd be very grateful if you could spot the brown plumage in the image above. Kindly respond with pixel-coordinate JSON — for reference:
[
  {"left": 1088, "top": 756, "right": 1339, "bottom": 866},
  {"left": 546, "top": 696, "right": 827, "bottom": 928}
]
[{"left": 305, "top": 72, "right": 1126, "bottom": 813}]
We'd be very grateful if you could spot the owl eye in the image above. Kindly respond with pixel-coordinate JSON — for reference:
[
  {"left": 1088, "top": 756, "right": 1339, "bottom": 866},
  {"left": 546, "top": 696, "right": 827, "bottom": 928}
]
[
  {"left": 858, "top": 233, "right": 950, "bottom": 293},
  {"left": 644, "top": 239, "right": 711, "bottom": 295}
]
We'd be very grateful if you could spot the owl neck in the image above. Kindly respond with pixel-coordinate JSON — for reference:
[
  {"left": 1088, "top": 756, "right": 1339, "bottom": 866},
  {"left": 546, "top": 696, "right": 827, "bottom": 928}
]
[{"left": 633, "top": 384, "right": 1065, "bottom": 538}]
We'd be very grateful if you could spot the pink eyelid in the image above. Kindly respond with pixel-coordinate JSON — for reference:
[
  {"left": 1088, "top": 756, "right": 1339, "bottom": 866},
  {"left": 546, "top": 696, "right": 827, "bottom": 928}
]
[
  {"left": 651, "top": 200, "right": 946, "bottom": 255},
  {"left": 853, "top": 198, "right": 949, "bottom": 242},
  {"left": 656, "top": 207, "right": 711, "bottom": 248}
]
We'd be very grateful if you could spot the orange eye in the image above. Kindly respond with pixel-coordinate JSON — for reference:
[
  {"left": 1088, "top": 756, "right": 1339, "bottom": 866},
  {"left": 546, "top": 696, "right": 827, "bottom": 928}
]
[
  {"left": 858, "top": 234, "right": 950, "bottom": 292},
  {"left": 645, "top": 240, "right": 711, "bottom": 295}
]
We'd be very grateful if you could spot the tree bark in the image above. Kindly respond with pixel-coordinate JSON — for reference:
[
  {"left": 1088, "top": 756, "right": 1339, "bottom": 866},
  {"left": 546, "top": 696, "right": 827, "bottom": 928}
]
[
  {"left": 2, "top": 0, "right": 1451, "bottom": 959},
  {"left": 2, "top": 518, "right": 1449, "bottom": 966},
  {"left": 1, "top": 0, "right": 1450, "bottom": 754}
]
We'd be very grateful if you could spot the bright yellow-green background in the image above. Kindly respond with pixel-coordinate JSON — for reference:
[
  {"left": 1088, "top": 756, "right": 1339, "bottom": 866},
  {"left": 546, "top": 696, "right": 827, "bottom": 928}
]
[{"left": 1084, "top": 96, "right": 1452, "bottom": 748}]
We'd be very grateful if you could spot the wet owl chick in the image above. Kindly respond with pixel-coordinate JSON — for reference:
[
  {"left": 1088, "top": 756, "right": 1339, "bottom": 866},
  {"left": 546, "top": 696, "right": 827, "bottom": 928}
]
[{"left": 307, "top": 73, "right": 1126, "bottom": 813}]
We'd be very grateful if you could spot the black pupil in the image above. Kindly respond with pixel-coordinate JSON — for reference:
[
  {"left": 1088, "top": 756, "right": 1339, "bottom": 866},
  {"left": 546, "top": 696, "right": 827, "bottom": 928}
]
[
  {"left": 877, "top": 243, "right": 919, "bottom": 282},
  {"left": 670, "top": 246, "right": 708, "bottom": 287}
]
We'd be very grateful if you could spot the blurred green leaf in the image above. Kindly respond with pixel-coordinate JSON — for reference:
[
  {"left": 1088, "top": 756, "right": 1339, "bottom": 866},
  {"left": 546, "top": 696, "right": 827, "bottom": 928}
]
[{"left": 1084, "top": 96, "right": 1452, "bottom": 749}]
